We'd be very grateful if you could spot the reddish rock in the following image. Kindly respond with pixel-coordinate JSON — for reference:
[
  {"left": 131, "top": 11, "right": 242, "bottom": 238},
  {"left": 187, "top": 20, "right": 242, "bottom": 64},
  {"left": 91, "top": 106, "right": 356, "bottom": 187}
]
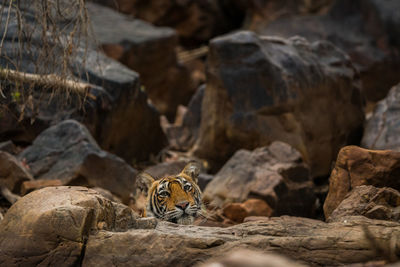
[
  {"left": 222, "top": 203, "right": 248, "bottom": 223},
  {"left": 324, "top": 146, "right": 400, "bottom": 218},
  {"left": 242, "top": 199, "right": 273, "bottom": 218},
  {"left": 20, "top": 179, "right": 63, "bottom": 196}
]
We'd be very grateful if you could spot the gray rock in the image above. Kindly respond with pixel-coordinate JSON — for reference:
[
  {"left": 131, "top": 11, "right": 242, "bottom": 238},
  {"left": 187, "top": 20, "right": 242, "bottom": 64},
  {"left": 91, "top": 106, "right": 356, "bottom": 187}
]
[
  {"left": 19, "top": 120, "right": 137, "bottom": 203},
  {"left": 193, "top": 31, "right": 364, "bottom": 177},
  {"left": 362, "top": 83, "right": 400, "bottom": 151},
  {"left": 203, "top": 141, "right": 316, "bottom": 218},
  {"left": 0, "top": 141, "right": 18, "bottom": 155}
]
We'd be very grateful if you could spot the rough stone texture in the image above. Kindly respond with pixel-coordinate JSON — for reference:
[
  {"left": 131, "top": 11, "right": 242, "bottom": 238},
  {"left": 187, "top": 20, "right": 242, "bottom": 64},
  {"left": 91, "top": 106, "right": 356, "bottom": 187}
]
[
  {"left": 324, "top": 146, "right": 400, "bottom": 219},
  {"left": 193, "top": 31, "right": 364, "bottom": 177},
  {"left": 93, "top": 0, "right": 245, "bottom": 45},
  {"left": 0, "top": 186, "right": 139, "bottom": 266},
  {"left": 199, "top": 249, "right": 307, "bottom": 267},
  {"left": 166, "top": 85, "right": 204, "bottom": 151},
  {"left": 203, "top": 142, "right": 316, "bottom": 218},
  {"left": 257, "top": 0, "right": 400, "bottom": 102},
  {"left": 362, "top": 83, "right": 400, "bottom": 151},
  {"left": 18, "top": 120, "right": 138, "bottom": 203},
  {"left": 0, "top": 3, "right": 166, "bottom": 163},
  {"left": 82, "top": 216, "right": 400, "bottom": 267},
  {"left": 87, "top": 2, "right": 193, "bottom": 119},
  {"left": 328, "top": 185, "right": 400, "bottom": 223},
  {"left": 0, "top": 151, "right": 33, "bottom": 193},
  {"left": 144, "top": 161, "right": 188, "bottom": 179}
]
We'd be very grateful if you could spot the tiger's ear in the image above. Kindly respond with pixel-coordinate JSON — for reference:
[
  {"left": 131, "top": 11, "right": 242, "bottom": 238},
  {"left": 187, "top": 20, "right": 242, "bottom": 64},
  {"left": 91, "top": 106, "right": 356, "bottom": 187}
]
[
  {"left": 181, "top": 161, "right": 200, "bottom": 184},
  {"left": 136, "top": 172, "right": 155, "bottom": 197}
]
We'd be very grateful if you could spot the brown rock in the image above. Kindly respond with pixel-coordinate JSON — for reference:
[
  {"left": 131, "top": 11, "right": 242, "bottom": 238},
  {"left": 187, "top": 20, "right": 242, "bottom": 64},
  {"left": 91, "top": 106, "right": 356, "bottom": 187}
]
[
  {"left": 20, "top": 179, "right": 63, "bottom": 195},
  {"left": 242, "top": 199, "right": 273, "bottom": 218},
  {"left": 324, "top": 146, "right": 400, "bottom": 218},
  {"left": 0, "top": 186, "right": 140, "bottom": 266},
  {"left": 203, "top": 142, "right": 316, "bottom": 218},
  {"left": 362, "top": 83, "right": 400, "bottom": 151},
  {"left": 199, "top": 249, "right": 307, "bottom": 267},
  {"left": 328, "top": 185, "right": 400, "bottom": 223},
  {"left": 82, "top": 216, "right": 400, "bottom": 267},
  {"left": 193, "top": 31, "right": 364, "bottom": 177},
  {"left": 0, "top": 151, "right": 33, "bottom": 193},
  {"left": 222, "top": 203, "right": 248, "bottom": 223},
  {"left": 0, "top": 141, "right": 18, "bottom": 155},
  {"left": 86, "top": 2, "right": 194, "bottom": 119}
]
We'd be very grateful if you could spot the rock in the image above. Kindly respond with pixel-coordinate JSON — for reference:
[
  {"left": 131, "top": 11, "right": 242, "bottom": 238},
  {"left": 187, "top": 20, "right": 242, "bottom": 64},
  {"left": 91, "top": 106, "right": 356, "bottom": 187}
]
[
  {"left": 0, "top": 151, "right": 33, "bottom": 193},
  {"left": 82, "top": 216, "right": 400, "bottom": 267},
  {"left": 222, "top": 203, "right": 248, "bottom": 223},
  {"left": 324, "top": 146, "right": 400, "bottom": 218},
  {"left": 197, "top": 173, "right": 214, "bottom": 192},
  {"left": 203, "top": 142, "right": 316, "bottom": 218},
  {"left": 18, "top": 120, "right": 138, "bottom": 203},
  {"left": 193, "top": 31, "right": 364, "bottom": 177},
  {"left": 0, "top": 3, "right": 166, "bottom": 163},
  {"left": 20, "top": 179, "right": 63, "bottom": 195},
  {"left": 91, "top": 187, "right": 122, "bottom": 203},
  {"left": 0, "top": 186, "right": 139, "bottom": 266},
  {"left": 199, "top": 249, "right": 307, "bottom": 267},
  {"left": 95, "top": 0, "right": 245, "bottom": 45},
  {"left": 166, "top": 85, "right": 204, "bottom": 151},
  {"left": 257, "top": 0, "right": 400, "bottom": 102},
  {"left": 328, "top": 185, "right": 400, "bottom": 223},
  {"left": 144, "top": 161, "right": 188, "bottom": 179},
  {"left": 242, "top": 198, "right": 273, "bottom": 218},
  {"left": 362, "top": 83, "right": 400, "bottom": 151},
  {"left": 0, "top": 141, "right": 18, "bottom": 155},
  {"left": 86, "top": 2, "right": 194, "bottom": 119}
]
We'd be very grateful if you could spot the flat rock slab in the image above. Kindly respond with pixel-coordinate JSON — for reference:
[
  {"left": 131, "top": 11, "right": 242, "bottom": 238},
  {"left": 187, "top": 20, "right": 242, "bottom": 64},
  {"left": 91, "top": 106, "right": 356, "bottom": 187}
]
[{"left": 83, "top": 216, "right": 400, "bottom": 267}]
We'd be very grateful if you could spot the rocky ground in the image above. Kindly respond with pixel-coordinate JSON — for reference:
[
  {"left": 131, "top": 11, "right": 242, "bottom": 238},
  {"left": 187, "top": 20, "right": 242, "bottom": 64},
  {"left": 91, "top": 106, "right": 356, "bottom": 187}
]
[{"left": 1, "top": 0, "right": 400, "bottom": 266}]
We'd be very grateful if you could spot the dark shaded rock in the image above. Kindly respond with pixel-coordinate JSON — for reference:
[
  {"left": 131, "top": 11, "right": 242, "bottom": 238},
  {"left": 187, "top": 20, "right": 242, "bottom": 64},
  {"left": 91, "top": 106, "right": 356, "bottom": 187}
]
[
  {"left": 193, "top": 31, "right": 364, "bottom": 177},
  {"left": 0, "top": 3, "right": 166, "bottom": 163},
  {"left": 0, "top": 186, "right": 139, "bottom": 266},
  {"left": 93, "top": 0, "right": 245, "bottom": 45},
  {"left": 203, "top": 142, "right": 316, "bottom": 217},
  {"left": 144, "top": 161, "right": 188, "bottom": 179},
  {"left": 324, "top": 146, "right": 400, "bottom": 218},
  {"left": 0, "top": 151, "right": 33, "bottom": 193},
  {"left": 18, "top": 120, "right": 137, "bottom": 203},
  {"left": 0, "top": 141, "right": 18, "bottom": 155},
  {"left": 86, "top": 2, "right": 194, "bottom": 119},
  {"left": 82, "top": 216, "right": 400, "bottom": 267},
  {"left": 362, "top": 83, "right": 400, "bottom": 151},
  {"left": 199, "top": 249, "right": 307, "bottom": 267},
  {"left": 328, "top": 185, "right": 400, "bottom": 223},
  {"left": 166, "top": 85, "right": 204, "bottom": 151},
  {"left": 257, "top": 0, "right": 400, "bottom": 102}
]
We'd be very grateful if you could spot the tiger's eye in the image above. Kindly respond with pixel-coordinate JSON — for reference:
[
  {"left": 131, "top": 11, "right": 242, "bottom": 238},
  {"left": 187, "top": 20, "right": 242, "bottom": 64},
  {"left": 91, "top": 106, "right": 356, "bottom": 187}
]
[
  {"left": 159, "top": 191, "right": 170, "bottom": 197},
  {"left": 184, "top": 184, "right": 192, "bottom": 191}
]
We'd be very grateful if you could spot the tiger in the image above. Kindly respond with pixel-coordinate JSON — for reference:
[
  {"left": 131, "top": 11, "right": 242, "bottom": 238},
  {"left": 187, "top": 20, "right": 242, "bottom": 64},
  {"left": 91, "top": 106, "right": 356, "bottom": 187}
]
[{"left": 136, "top": 162, "right": 202, "bottom": 225}]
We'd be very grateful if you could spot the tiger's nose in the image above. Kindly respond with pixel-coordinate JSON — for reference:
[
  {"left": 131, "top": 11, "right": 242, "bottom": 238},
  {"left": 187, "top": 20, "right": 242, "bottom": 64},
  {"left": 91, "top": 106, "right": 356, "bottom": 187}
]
[{"left": 176, "top": 201, "right": 189, "bottom": 210}]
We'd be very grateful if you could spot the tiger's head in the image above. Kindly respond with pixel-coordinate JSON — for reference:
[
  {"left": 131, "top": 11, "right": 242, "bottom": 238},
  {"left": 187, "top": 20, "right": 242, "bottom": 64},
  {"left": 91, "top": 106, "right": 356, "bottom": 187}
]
[{"left": 136, "top": 162, "right": 202, "bottom": 225}]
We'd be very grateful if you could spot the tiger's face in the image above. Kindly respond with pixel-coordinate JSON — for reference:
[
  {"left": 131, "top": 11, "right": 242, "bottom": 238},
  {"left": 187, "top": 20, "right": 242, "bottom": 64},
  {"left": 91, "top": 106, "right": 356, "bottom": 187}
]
[{"left": 136, "top": 162, "right": 202, "bottom": 225}]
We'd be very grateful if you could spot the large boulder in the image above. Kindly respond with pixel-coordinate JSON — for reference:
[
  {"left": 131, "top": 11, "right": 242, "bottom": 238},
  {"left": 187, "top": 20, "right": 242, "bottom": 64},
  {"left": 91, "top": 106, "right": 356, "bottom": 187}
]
[
  {"left": 18, "top": 120, "right": 137, "bottom": 203},
  {"left": 0, "top": 186, "right": 140, "bottom": 266},
  {"left": 257, "top": 0, "right": 400, "bottom": 102},
  {"left": 328, "top": 185, "right": 400, "bottom": 223},
  {"left": 86, "top": 2, "right": 193, "bottom": 119},
  {"left": 362, "top": 83, "right": 400, "bottom": 151},
  {"left": 0, "top": 3, "right": 166, "bottom": 163},
  {"left": 82, "top": 216, "right": 399, "bottom": 267},
  {"left": 324, "top": 146, "right": 400, "bottom": 219},
  {"left": 193, "top": 31, "right": 364, "bottom": 177},
  {"left": 203, "top": 142, "right": 316, "bottom": 218}
]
